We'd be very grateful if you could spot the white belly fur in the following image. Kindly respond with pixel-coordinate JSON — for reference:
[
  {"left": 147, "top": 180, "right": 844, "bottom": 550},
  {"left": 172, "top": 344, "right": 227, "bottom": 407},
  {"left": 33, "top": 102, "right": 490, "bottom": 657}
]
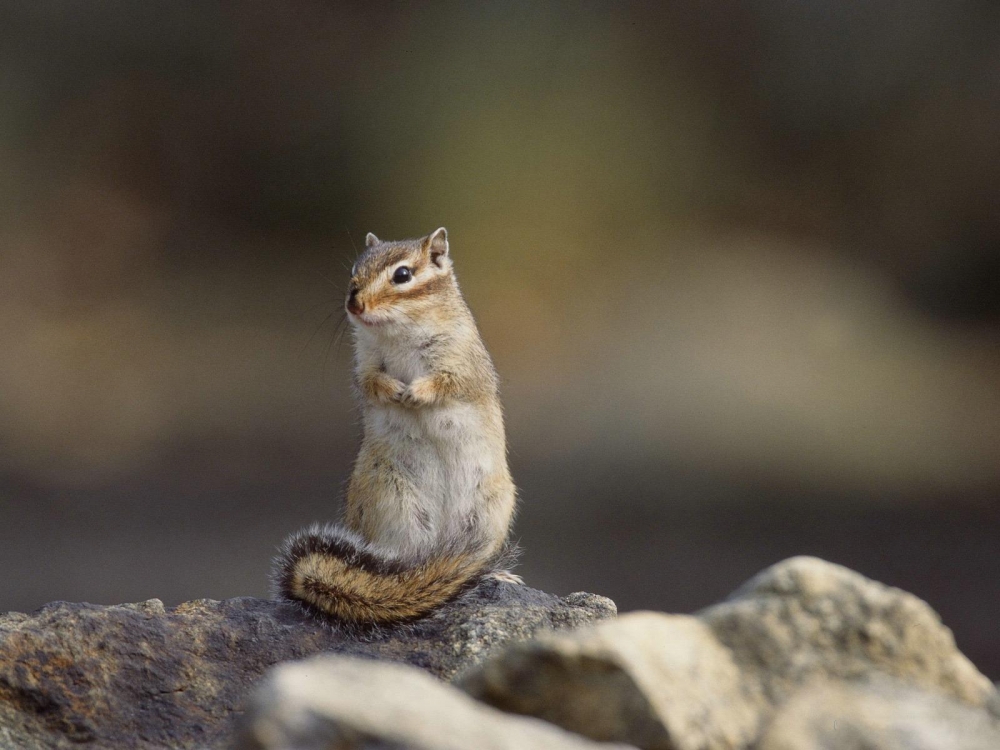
[
  {"left": 363, "top": 339, "right": 498, "bottom": 555},
  {"left": 367, "top": 402, "right": 496, "bottom": 556}
]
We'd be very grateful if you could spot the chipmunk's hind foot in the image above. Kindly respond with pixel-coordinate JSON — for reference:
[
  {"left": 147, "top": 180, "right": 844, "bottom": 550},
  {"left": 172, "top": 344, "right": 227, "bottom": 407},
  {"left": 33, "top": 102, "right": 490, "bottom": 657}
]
[{"left": 487, "top": 569, "right": 524, "bottom": 585}]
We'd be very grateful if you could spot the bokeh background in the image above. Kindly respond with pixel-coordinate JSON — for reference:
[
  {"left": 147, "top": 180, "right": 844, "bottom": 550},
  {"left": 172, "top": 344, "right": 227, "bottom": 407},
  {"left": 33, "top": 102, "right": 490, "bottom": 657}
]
[{"left": 2, "top": 2, "right": 999, "bottom": 675}]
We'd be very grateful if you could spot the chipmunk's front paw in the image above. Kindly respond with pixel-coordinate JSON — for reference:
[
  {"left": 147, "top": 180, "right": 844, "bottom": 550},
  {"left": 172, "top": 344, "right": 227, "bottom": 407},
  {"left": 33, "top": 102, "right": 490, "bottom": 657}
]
[
  {"left": 398, "top": 377, "right": 437, "bottom": 408},
  {"left": 372, "top": 376, "right": 406, "bottom": 405}
]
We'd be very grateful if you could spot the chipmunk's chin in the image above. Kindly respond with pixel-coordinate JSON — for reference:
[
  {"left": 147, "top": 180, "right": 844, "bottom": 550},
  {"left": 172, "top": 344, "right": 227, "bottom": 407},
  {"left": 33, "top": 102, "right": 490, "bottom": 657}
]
[
  {"left": 346, "top": 310, "right": 378, "bottom": 327},
  {"left": 349, "top": 310, "right": 401, "bottom": 330}
]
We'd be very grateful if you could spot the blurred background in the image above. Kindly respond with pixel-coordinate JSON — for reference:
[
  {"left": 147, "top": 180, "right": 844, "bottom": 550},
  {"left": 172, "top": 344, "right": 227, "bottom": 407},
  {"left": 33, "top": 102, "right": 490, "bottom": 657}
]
[{"left": 1, "top": 2, "right": 999, "bottom": 675}]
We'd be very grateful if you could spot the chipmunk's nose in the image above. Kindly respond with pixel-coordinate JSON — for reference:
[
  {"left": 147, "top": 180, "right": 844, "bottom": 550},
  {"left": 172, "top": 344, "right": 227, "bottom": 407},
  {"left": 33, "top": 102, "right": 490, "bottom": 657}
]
[{"left": 346, "top": 286, "right": 364, "bottom": 315}]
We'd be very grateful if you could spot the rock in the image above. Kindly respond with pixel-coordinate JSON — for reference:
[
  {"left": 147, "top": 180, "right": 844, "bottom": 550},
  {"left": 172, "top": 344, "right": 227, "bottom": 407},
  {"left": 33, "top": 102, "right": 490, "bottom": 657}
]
[
  {"left": 0, "top": 580, "right": 615, "bottom": 750},
  {"left": 460, "top": 612, "right": 757, "bottom": 750},
  {"left": 702, "top": 555, "right": 994, "bottom": 708},
  {"left": 757, "top": 676, "right": 1000, "bottom": 750},
  {"left": 235, "top": 654, "right": 637, "bottom": 750},
  {"left": 461, "top": 556, "right": 998, "bottom": 750}
]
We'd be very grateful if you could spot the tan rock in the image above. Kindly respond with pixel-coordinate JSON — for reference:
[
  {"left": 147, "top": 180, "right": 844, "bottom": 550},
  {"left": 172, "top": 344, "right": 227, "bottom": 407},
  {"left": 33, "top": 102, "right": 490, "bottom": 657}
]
[
  {"left": 460, "top": 612, "right": 756, "bottom": 750},
  {"left": 702, "top": 556, "right": 994, "bottom": 709},
  {"left": 462, "top": 556, "right": 999, "bottom": 750},
  {"left": 758, "top": 677, "right": 1000, "bottom": 750},
  {"left": 235, "top": 655, "right": 638, "bottom": 750}
]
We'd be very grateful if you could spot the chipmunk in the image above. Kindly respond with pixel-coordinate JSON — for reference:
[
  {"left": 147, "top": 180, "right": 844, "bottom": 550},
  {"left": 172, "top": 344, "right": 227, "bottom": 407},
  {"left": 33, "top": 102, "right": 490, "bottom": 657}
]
[{"left": 274, "top": 228, "right": 519, "bottom": 624}]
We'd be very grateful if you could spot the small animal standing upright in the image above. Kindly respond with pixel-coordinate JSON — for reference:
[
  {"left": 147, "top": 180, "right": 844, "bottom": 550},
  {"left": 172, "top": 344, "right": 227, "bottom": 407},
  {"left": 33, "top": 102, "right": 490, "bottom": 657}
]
[{"left": 274, "top": 228, "right": 519, "bottom": 624}]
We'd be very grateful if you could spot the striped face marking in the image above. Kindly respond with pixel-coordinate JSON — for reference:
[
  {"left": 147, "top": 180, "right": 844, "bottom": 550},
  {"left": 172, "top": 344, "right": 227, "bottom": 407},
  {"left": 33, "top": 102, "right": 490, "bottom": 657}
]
[{"left": 346, "top": 229, "right": 453, "bottom": 328}]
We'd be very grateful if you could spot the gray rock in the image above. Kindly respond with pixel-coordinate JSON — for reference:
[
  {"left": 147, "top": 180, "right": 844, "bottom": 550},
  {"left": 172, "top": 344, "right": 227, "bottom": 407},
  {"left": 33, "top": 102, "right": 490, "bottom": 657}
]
[
  {"left": 0, "top": 580, "right": 615, "bottom": 750},
  {"left": 462, "top": 556, "right": 998, "bottom": 750},
  {"left": 235, "top": 654, "right": 637, "bottom": 750},
  {"left": 757, "top": 677, "right": 1000, "bottom": 750}
]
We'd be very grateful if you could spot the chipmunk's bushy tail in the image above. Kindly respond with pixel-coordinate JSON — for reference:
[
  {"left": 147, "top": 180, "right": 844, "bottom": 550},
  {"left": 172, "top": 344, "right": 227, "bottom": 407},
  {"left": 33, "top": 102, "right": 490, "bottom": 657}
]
[{"left": 273, "top": 524, "right": 498, "bottom": 624}]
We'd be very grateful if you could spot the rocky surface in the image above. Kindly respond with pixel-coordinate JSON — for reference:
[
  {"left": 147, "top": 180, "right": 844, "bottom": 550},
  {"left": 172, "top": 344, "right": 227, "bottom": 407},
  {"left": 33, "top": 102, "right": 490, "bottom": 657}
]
[
  {"left": 701, "top": 556, "right": 994, "bottom": 707},
  {"left": 235, "top": 655, "right": 636, "bottom": 750},
  {"left": 757, "top": 676, "right": 1000, "bottom": 750},
  {"left": 3, "top": 555, "right": 997, "bottom": 750},
  {"left": 463, "top": 611, "right": 756, "bottom": 749},
  {"left": 461, "top": 556, "right": 999, "bottom": 750},
  {"left": 0, "top": 580, "right": 615, "bottom": 750}
]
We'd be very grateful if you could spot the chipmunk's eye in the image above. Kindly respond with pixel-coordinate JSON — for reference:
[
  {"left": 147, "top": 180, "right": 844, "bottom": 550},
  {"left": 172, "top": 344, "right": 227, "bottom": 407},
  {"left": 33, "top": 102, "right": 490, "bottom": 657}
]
[{"left": 391, "top": 266, "right": 412, "bottom": 284}]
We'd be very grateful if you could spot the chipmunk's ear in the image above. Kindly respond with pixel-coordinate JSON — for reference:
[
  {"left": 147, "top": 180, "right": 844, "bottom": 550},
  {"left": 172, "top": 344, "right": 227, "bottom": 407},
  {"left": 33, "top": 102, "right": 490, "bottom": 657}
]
[
  {"left": 365, "top": 232, "right": 380, "bottom": 248},
  {"left": 425, "top": 227, "right": 449, "bottom": 268}
]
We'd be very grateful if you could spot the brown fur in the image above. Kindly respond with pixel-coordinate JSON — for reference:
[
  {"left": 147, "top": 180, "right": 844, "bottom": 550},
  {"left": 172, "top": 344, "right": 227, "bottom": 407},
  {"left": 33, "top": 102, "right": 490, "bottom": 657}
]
[
  {"left": 274, "top": 228, "right": 518, "bottom": 625},
  {"left": 358, "top": 369, "right": 405, "bottom": 404},
  {"left": 287, "top": 550, "right": 485, "bottom": 622}
]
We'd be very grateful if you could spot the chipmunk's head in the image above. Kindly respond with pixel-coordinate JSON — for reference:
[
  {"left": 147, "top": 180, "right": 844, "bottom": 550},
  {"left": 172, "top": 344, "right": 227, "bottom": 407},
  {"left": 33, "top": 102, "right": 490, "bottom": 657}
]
[{"left": 346, "top": 227, "right": 456, "bottom": 330}]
